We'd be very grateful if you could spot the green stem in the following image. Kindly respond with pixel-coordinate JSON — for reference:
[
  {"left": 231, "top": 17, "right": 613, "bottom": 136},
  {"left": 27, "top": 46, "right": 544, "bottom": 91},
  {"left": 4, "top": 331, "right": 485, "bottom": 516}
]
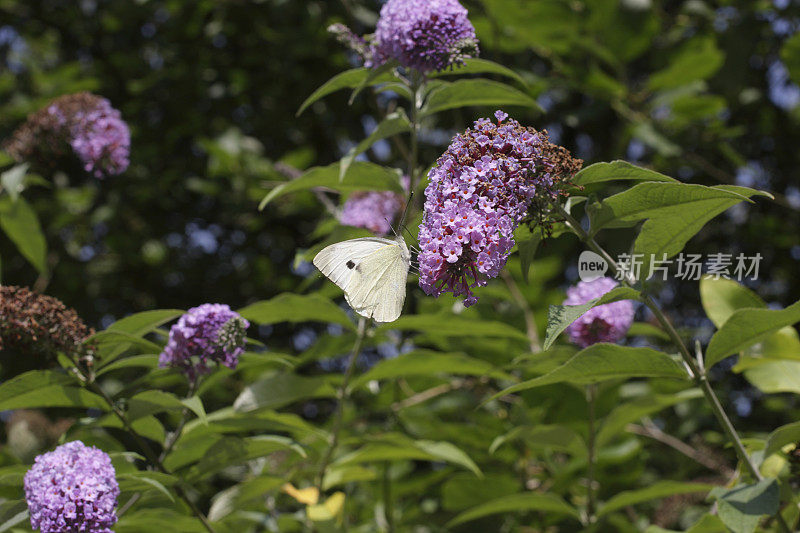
[
  {"left": 382, "top": 462, "right": 395, "bottom": 532},
  {"left": 586, "top": 384, "right": 598, "bottom": 525},
  {"left": 159, "top": 378, "right": 200, "bottom": 462},
  {"left": 315, "top": 317, "right": 368, "bottom": 490},
  {"left": 554, "top": 202, "right": 791, "bottom": 533},
  {"left": 77, "top": 369, "right": 217, "bottom": 533}
]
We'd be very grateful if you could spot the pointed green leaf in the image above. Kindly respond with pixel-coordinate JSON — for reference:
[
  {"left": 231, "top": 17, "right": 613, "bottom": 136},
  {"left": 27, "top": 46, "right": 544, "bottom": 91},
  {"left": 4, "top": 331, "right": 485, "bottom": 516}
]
[
  {"left": 233, "top": 373, "right": 336, "bottom": 412},
  {"left": 339, "top": 110, "right": 410, "bottom": 181},
  {"left": 259, "top": 161, "right": 403, "bottom": 209},
  {"left": 648, "top": 36, "right": 724, "bottom": 91},
  {"left": 708, "top": 479, "right": 779, "bottom": 533},
  {"left": 429, "top": 58, "right": 527, "bottom": 86},
  {"left": 184, "top": 435, "right": 305, "bottom": 481},
  {"left": 297, "top": 67, "right": 396, "bottom": 116},
  {"left": 488, "top": 345, "right": 687, "bottom": 401},
  {"left": 0, "top": 196, "right": 47, "bottom": 273},
  {"left": 238, "top": 293, "right": 354, "bottom": 330},
  {"left": 446, "top": 493, "right": 580, "bottom": 527},
  {"left": 700, "top": 276, "right": 765, "bottom": 328},
  {"left": 379, "top": 314, "right": 529, "bottom": 342},
  {"left": 599, "top": 481, "right": 712, "bottom": 517},
  {"left": 572, "top": 160, "right": 676, "bottom": 187},
  {"left": 350, "top": 349, "right": 513, "bottom": 391},
  {"left": 421, "top": 79, "right": 542, "bottom": 116},
  {"left": 762, "top": 421, "right": 800, "bottom": 464},
  {"left": 543, "top": 287, "right": 640, "bottom": 350},
  {"left": 706, "top": 300, "right": 800, "bottom": 368},
  {"left": 104, "top": 309, "right": 184, "bottom": 337}
]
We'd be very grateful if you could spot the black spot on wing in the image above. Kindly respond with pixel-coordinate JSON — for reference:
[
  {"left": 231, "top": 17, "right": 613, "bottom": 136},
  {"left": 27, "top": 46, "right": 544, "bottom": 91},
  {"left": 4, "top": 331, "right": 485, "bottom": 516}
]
[{"left": 346, "top": 260, "right": 355, "bottom": 269}]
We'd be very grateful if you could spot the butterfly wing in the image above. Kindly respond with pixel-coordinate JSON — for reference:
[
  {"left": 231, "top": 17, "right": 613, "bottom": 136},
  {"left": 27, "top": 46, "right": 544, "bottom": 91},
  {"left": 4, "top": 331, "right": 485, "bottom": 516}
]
[{"left": 313, "top": 237, "right": 410, "bottom": 323}]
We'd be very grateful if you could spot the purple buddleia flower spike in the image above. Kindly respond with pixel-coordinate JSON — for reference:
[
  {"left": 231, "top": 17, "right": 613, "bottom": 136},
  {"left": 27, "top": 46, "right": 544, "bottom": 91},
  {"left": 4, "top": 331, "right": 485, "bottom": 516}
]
[
  {"left": 338, "top": 175, "right": 409, "bottom": 235},
  {"left": 24, "top": 441, "right": 119, "bottom": 533},
  {"left": 370, "top": 0, "right": 479, "bottom": 72},
  {"left": 4, "top": 92, "right": 130, "bottom": 178},
  {"left": 564, "top": 277, "right": 635, "bottom": 347},
  {"left": 418, "top": 111, "right": 581, "bottom": 306},
  {"left": 159, "top": 303, "right": 249, "bottom": 381}
]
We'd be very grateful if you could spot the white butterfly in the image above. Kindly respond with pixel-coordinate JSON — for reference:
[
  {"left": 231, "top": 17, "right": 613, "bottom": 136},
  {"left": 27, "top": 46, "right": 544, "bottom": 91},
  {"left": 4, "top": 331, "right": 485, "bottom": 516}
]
[{"left": 313, "top": 236, "right": 411, "bottom": 323}]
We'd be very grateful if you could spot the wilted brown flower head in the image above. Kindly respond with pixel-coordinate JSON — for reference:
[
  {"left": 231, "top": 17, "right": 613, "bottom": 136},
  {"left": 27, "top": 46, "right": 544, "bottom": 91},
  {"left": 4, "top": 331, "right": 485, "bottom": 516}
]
[{"left": 0, "top": 286, "right": 93, "bottom": 358}]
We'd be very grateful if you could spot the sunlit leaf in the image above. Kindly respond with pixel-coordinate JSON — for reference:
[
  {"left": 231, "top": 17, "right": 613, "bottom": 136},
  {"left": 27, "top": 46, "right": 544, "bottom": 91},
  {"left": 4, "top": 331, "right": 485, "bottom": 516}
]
[
  {"left": 708, "top": 479, "right": 779, "bottom": 533},
  {"left": 238, "top": 293, "right": 354, "bottom": 330},
  {"left": 421, "top": 79, "right": 541, "bottom": 116},
  {"left": 0, "top": 196, "right": 47, "bottom": 273}
]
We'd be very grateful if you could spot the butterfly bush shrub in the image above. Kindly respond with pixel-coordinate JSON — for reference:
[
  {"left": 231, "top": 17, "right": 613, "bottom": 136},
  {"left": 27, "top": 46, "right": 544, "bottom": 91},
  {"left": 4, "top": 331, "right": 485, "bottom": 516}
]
[{"left": 1, "top": 1, "right": 800, "bottom": 532}]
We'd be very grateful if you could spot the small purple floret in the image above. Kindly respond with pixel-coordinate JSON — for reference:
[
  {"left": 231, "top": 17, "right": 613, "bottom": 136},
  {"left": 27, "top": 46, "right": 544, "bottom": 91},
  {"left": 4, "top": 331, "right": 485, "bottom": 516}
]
[
  {"left": 564, "top": 277, "right": 635, "bottom": 348},
  {"left": 24, "top": 441, "right": 119, "bottom": 533},
  {"left": 159, "top": 303, "right": 249, "bottom": 380}
]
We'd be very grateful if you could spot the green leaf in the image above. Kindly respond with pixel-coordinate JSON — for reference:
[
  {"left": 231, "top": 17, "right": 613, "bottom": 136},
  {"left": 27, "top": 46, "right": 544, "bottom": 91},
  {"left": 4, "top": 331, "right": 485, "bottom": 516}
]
[
  {"left": 708, "top": 479, "right": 779, "bottom": 533},
  {"left": 238, "top": 293, "right": 354, "bottom": 330},
  {"left": 208, "top": 476, "right": 284, "bottom": 521},
  {"left": 259, "top": 161, "right": 402, "bottom": 209},
  {"left": 572, "top": 160, "right": 676, "bottom": 187},
  {"left": 0, "top": 196, "right": 47, "bottom": 273},
  {"left": 184, "top": 435, "right": 305, "bottom": 481},
  {"left": 127, "top": 390, "right": 187, "bottom": 420},
  {"left": 421, "top": 79, "right": 542, "bottom": 117},
  {"left": 543, "top": 287, "right": 640, "bottom": 350},
  {"left": 761, "top": 421, "right": 800, "bottom": 464},
  {"left": 181, "top": 396, "right": 207, "bottom": 425},
  {"left": 233, "top": 373, "right": 336, "bottom": 411},
  {"left": 349, "top": 60, "right": 398, "bottom": 104},
  {"left": 104, "top": 309, "right": 184, "bottom": 337},
  {"left": 489, "top": 425, "right": 585, "bottom": 456},
  {"left": 0, "top": 500, "right": 28, "bottom": 533},
  {"left": 0, "top": 370, "right": 106, "bottom": 411},
  {"left": 588, "top": 183, "right": 769, "bottom": 276},
  {"left": 597, "top": 389, "right": 703, "bottom": 446},
  {"left": 706, "top": 300, "right": 800, "bottom": 368},
  {"left": 0, "top": 163, "right": 29, "bottom": 201},
  {"left": 429, "top": 58, "right": 527, "bottom": 86},
  {"left": 350, "top": 349, "right": 513, "bottom": 391},
  {"left": 446, "top": 493, "right": 580, "bottom": 527},
  {"left": 115, "top": 509, "right": 208, "bottom": 533},
  {"left": 339, "top": 110, "right": 410, "bottom": 181},
  {"left": 296, "top": 68, "right": 396, "bottom": 116},
  {"left": 699, "top": 276, "right": 765, "bottom": 328},
  {"left": 379, "top": 314, "right": 529, "bottom": 342},
  {"left": 516, "top": 231, "right": 541, "bottom": 283},
  {"left": 488, "top": 345, "right": 687, "bottom": 401},
  {"left": 117, "top": 472, "right": 177, "bottom": 502},
  {"left": 648, "top": 36, "right": 724, "bottom": 91},
  {"left": 90, "top": 331, "right": 164, "bottom": 355},
  {"left": 599, "top": 481, "right": 712, "bottom": 516},
  {"left": 96, "top": 354, "right": 159, "bottom": 376},
  {"left": 335, "top": 437, "right": 481, "bottom": 476},
  {"left": 741, "top": 360, "right": 800, "bottom": 395},
  {"left": 781, "top": 32, "right": 800, "bottom": 85}
]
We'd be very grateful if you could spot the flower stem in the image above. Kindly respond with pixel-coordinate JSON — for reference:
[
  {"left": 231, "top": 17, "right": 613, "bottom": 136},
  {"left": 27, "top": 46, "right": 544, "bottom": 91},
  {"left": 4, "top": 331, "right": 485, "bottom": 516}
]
[
  {"left": 586, "top": 384, "right": 598, "bottom": 525},
  {"left": 553, "top": 202, "right": 791, "bottom": 533},
  {"left": 315, "top": 317, "right": 368, "bottom": 490},
  {"left": 75, "top": 365, "right": 217, "bottom": 533}
]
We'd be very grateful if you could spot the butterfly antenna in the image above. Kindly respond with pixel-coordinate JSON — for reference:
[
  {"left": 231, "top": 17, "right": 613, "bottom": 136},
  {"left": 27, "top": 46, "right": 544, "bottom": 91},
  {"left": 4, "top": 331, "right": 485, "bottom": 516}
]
[{"left": 395, "top": 190, "right": 414, "bottom": 235}]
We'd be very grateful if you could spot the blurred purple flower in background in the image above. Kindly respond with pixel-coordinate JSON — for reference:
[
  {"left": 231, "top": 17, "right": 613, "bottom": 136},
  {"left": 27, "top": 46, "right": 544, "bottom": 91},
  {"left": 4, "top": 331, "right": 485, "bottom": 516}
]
[
  {"left": 4, "top": 92, "right": 130, "bottom": 178},
  {"left": 24, "top": 441, "right": 119, "bottom": 533},
  {"left": 564, "top": 277, "right": 634, "bottom": 348},
  {"left": 159, "top": 303, "right": 249, "bottom": 380},
  {"left": 418, "top": 111, "right": 581, "bottom": 306},
  {"left": 339, "top": 190, "right": 405, "bottom": 234}
]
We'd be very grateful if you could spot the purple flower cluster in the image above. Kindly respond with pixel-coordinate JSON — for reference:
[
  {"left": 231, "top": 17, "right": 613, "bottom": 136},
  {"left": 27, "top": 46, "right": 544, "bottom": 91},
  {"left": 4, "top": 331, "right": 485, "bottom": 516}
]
[
  {"left": 4, "top": 92, "right": 129, "bottom": 178},
  {"left": 369, "top": 0, "right": 479, "bottom": 73},
  {"left": 564, "top": 277, "right": 635, "bottom": 348},
  {"left": 418, "top": 111, "right": 581, "bottom": 306},
  {"left": 48, "top": 97, "right": 130, "bottom": 178},
  {"left": 24, "top": 441, "right": 119, "bottom": 533},
  {"left": 159, "top": 303, "right": 249, "bottom": 380},
  {"left": 339, "top": 190, "right": 405, "bottom": 234}
]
